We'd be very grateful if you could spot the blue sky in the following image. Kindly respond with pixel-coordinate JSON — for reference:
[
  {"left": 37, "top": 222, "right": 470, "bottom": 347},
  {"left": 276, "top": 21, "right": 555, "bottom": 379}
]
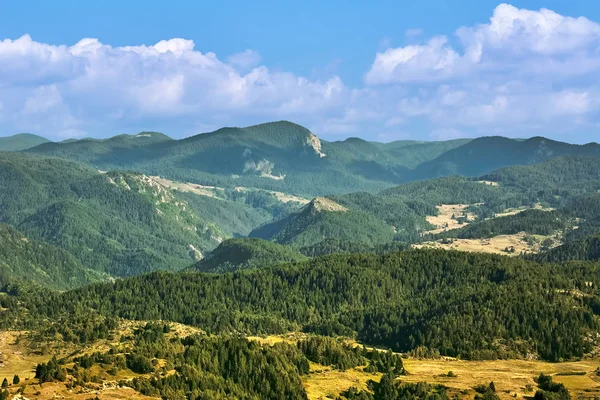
[{"left": 1, "top": 1, "right": 599, "bottom": 143}]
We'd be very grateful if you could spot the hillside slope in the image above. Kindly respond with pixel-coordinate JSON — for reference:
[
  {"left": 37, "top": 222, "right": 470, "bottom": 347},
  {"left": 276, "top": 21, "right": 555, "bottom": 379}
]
[
  {"left": 0, "top": 153, "right": 242, "bottom": 280},
  {"left": 0, "top": 224, "right": 104, "bottom": 289},
  {"left": 191, "top": 238, "right": 307, "bottom": 273}
]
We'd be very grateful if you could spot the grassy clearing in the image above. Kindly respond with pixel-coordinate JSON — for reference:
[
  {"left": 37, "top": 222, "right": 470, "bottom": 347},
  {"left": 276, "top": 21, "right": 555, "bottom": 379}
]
[
  {"left": 414, "top": 232, "right": 553, "bottom": 256},
  {"left": 403, "top": 358, "right": 600, "bottom": 399},
  {"left": 303, "top": 364, "right": 381, "bottom": 400},
  {"left": 425, "top": 204, "right": 475, "bottom": 235},
  {"left": 493, "top": 203, "right": 555, "bottom": 218}
]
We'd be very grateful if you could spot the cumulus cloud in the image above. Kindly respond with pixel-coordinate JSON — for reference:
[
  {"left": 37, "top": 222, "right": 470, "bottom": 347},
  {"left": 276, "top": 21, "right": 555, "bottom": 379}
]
[
  {"left": 227, "top": 49, "right": 262, "bottom": 72},
  {"left": 363, "top": 3, "right": 600, "bottom": 141},
  {"left": 0, "top": 35, "right": 346, "bottom": 137}
]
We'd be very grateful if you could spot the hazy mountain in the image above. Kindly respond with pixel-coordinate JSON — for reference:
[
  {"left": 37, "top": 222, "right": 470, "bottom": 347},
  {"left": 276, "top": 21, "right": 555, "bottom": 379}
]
[
  {"left": 413, "top": 136, "right": 600, "bottom": 179},
  {"left": 0, "top": 133, "right": 50, "bottom": 151}
]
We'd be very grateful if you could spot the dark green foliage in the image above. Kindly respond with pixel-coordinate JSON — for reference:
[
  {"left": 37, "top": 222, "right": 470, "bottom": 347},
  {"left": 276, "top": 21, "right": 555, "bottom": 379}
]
[
  {"left": 0, "top": 153, "right": 234, "bottom": 283},
  {"left": 21, "top": 249, "right": 600, "bottom": 361},
  {"left": 297, "top": 336, "right": 365, "bottom": 371},
  {"left": 126, "top": 353, "right": 154, "bottom": 374},
  {"left": 531, "top": 234, "right": 600, "bottom": 262},
  {"left": 12, "top": 375, "right": 19, "bottom": 385},
  {"left": 534, "top": 373, "right": 571, "bottom": 400},
  {"left": 192, "top": 238, "right": 308, "bottom": 273},
  {"left": 340, "top": 375, "right": 449, "bottom": 400},
  {"left": 129, "top": 332, "right": 310, "bottom": 399},
  {"left": 35, "top": 356, "right": 67, "bottom": 383},
  {"left": 0, "top": 224, "right": 103, "bottom": 289},
  {"left": 433, "top": 210, "right": 569, "bottom": 240},
  {"left": 299, "top": 239, "right": 408, "bottom": 257}
]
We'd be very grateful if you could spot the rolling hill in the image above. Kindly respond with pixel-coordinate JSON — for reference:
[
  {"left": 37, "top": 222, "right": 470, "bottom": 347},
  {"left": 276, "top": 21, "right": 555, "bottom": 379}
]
[
  {"left": 251, "top": 156, "right": 600, "bottom": 251},
  {"left": 25, "top": 124, "right": 600, "bottom": 197},
  {"left": 191, "top": 238, "right": 308, "bottom": 273},
  {"left": 413, "top": 136, "right": 600, "bottom": 179}
]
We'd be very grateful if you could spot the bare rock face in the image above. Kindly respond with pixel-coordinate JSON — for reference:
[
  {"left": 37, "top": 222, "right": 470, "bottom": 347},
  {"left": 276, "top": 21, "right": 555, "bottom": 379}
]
[
  {"left": 306, "top": 132, "right": 326, "bottom": 158},
  {"left": 309, "top": 197, "right": 348, "bottom": 213}
]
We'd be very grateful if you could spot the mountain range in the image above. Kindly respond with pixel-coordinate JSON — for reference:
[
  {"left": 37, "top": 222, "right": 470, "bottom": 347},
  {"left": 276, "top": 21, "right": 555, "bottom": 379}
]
[
  {"left": 21, "top": 121, "right": 597, "bottom": 196},
  {"left": 1, "top": 121, "right": 600, "bottom": 288}
]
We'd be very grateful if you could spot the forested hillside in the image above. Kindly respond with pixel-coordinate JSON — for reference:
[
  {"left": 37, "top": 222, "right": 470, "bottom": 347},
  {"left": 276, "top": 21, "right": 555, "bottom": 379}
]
[
  {"left": 9, "top": 249, "right": 600, "bottom": 362},
  {"left": 0, "top": 224, "right": 104, "bottom": 289},
  {"left": 192, "top": 238, "right": 308, "bottom": 273},
  {"left": 0, "top": 153, "right": 303, "bottom": 284},
  {"left": 253, "top": 156, "right": 600, "bottom": 251},
  {"left": 26, "top": 121, "right": 599, "bottom": 197}
]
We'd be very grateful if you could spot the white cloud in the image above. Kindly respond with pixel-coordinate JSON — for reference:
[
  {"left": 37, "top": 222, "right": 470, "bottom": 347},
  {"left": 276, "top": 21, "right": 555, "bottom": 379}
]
[
  {"left": 366, "top": 3, "right": 600, "bottom": 85},
  {"left": 227, "top": 49, "right": 262, "bottom": 71},
  {"left": 362, "top": 3, "right": 600, "bottom": 141},
  {"left": 0, "top": 36, "right": 346, "bottom": 138},
  {"left": 1, "top": 4, "right": 600, "bottom": 142}
]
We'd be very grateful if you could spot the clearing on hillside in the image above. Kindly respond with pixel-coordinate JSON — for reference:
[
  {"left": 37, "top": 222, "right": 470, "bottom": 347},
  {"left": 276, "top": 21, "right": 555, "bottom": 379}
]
[
  {"left": 414, "top": 232, "right": 555, "bottom": 255},
  {"left": 424, "top": 204, "right": 475, "bottom": 235}
]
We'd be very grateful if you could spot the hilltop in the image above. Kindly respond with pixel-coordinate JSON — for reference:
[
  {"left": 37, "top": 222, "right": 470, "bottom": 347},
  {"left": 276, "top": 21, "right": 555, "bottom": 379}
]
[{"left": 0, "top": 133, "right": 50, "bottom": 151}]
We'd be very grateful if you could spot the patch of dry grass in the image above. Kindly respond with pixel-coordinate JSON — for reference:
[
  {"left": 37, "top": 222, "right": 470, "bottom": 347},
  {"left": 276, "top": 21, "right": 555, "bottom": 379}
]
[
  {"left": 425, "top": 204, "right": 475, "bottom": 235},
  {"left": 414, "top": 232, "right": 552, "bottom": 256}
]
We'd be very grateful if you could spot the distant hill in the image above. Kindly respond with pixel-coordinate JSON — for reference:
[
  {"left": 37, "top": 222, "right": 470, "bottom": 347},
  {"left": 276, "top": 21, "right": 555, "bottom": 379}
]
[
  {"left": 250, "top": 194, "right": 431, "bottom": 247},
  {"left": 26, "top": 121, "right": 470, "bottom": 196},
  {"left": 0, "top": 133, "right": 50, "bottom": 151},
  {"left": 413, "top": 136, "right": 600, "bottom": 180},
  {"left": 191, "top": 238, "right": 307, "bottom": 273}
]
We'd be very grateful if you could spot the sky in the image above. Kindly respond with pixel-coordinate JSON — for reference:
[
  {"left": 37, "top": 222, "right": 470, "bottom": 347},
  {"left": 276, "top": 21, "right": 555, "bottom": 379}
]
[{"left": 1, "top": 1, "right": 600, "bottom": 143}]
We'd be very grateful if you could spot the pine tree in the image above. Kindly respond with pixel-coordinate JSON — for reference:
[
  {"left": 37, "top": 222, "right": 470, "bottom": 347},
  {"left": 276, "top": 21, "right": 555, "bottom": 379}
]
[{"left": 12, "top": 375, "right": 19, "bottom": 385}]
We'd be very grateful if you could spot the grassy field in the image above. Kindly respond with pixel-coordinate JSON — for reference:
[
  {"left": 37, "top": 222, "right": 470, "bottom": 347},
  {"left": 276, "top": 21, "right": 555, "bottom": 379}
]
[
  {"left": 402, "top": 358, "right": 600, "bottom": 400},
  {"left": 424, "top": 204, "right": 474, "bottom": 235},
  {"left": 250, "top": 334, "right": 600, "bottom": 399},
  {"left": 414, "top": 232, "right": 553, "bottom": 256},
  {"left": 301, "top": 357, "right": 600, "bottom": 400},
  {"left": 6, "top": 327, "right": 600, "bottom": 399}
]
